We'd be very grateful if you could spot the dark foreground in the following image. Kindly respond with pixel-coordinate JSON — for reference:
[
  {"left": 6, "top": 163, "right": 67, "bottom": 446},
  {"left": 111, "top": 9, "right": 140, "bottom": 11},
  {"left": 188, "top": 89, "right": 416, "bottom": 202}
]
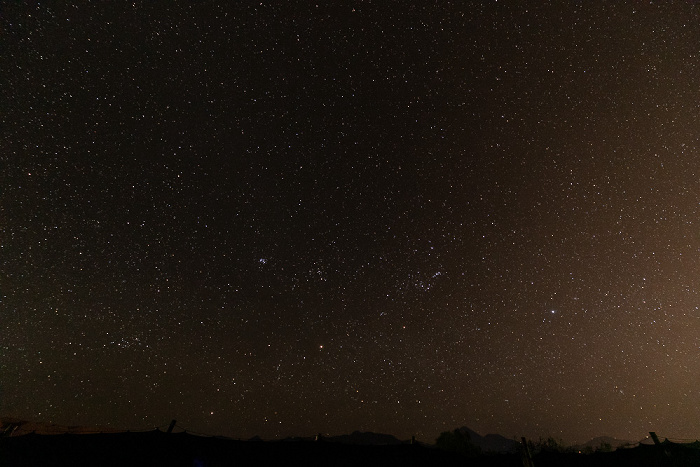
[{"left": 1, "top": 430, "right": 697, "bottom": 466}]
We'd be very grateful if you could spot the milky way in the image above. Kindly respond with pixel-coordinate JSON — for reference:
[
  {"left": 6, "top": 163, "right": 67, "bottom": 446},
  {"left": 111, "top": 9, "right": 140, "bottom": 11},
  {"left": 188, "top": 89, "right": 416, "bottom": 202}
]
[{"left": 4, "top": 2, "right": 700, "bottom": 444}]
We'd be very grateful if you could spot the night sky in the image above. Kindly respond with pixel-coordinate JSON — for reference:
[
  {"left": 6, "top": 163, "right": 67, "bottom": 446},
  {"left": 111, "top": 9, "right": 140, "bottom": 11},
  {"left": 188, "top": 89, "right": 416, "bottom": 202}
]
[{"left": 4, "top": 1, "right": 700, "bottom": 444}]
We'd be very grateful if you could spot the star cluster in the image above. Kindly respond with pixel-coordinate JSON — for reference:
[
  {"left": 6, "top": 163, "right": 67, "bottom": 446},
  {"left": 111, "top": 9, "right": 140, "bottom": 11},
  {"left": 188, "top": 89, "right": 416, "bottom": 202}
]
[{"left": 3, "top": 1, "right": 700, "bottom": 443}]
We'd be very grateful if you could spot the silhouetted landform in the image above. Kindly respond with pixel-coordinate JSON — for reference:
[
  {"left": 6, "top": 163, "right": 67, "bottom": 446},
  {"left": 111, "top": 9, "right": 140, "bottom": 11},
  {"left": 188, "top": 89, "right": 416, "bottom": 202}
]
[
  {"left": 1, "top": 417, "right": 119, "bottom": 436},
  {"left": 4, "top": 429, "right": 700, "bottom": 467},
  {"left": 0, "top": 430, "right": 482, "bottom": 467},
  {"left": 574, "top": 435, "right": 635, "bottom": 452},
  {"left": 533, "top": 439, "right": 700, "bottom": 467},
  {"left": 454, "top": 426, "right": 521, "bottom": 453},
  {"left": 277, "top": 431, "right": 405, "bottom": 445}
]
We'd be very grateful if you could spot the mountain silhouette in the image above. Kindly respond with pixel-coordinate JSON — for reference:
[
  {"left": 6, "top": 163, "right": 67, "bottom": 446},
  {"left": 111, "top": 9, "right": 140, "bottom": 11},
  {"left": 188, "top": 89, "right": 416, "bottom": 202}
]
[{"left": 454, "top": 426, "right": 520, "bottom": 453}]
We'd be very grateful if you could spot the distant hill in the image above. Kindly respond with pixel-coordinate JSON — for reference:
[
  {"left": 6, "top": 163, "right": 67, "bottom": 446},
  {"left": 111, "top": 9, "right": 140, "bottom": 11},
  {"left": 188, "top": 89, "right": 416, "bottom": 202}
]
[
  {"left": 575, "top": 435, "right": 635, "bottom": 451},
  {"left": 1, "top": 416, "right": 120, "bottom": 436},
  {"left": 454, "top": 426, "right": 521, "bottom": 453},
  {"left": 281, "top": 431, "right": 407, "bottom": 445},
  {"left": 254, "top": 427, "right": 520, "bottom": 451}
]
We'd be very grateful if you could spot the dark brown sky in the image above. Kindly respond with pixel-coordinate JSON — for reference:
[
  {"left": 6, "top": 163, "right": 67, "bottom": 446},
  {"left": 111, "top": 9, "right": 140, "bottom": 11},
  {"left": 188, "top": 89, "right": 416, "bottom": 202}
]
[{"left": 4, "top": 1, "right": 700, "bottom": 444}]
